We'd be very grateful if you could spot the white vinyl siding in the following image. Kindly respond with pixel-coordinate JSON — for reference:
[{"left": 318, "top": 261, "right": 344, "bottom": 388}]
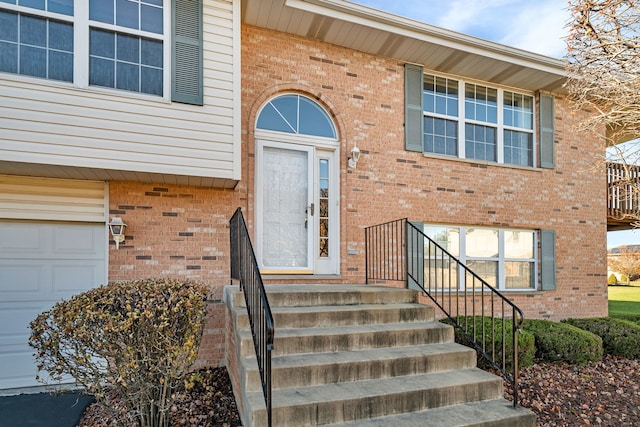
[
  {"left": 0, "top": 175, "right": 106, "bottom": 222},
  {"left": 0, "top": 0, "right": 239, "bottom": 185}
]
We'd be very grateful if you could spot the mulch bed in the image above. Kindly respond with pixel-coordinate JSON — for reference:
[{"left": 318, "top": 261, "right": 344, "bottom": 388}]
[
  {"left": 506, "top": 356, "right": 640, "bottom": 426},
  {"left": 79, "top": 356, "right": 640, "bottom": 426},
  {"left": 78, "top": 367, "right": 241, "bottom": 427}
]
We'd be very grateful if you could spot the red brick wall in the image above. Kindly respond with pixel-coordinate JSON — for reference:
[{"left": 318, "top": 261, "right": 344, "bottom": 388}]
[
  {"left": 241, "top": 24, "right": 608, "bottom": 321},
  {"left": 106, "top": 25, "right": 609, "bottom": 374},
  {"left": 108, "top": 181, "right": 248, "bottom": 367}
]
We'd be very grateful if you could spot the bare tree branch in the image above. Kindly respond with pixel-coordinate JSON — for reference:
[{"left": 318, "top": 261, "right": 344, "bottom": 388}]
[{"left": 567, "top": 0, "right": 640, "bottom": 223}]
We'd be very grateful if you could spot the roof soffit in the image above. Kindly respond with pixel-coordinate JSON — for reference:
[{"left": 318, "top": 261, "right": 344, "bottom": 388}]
[{"left": 242, "top": 0, "right": 567, "bottom": 93}]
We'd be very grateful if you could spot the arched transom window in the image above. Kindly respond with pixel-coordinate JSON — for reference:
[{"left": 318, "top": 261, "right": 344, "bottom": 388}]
[{"left": 257, "top": 94, "right": 336, "bottom": 139}]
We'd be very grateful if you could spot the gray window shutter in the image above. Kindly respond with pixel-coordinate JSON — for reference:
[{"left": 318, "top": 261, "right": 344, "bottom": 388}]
[
  {"left": 172, "top": 0, "right": 203, "bottom": 105},
  {"left": 407, "top": 221, "right": 424, "bottom": 291},
  {"left": 539, "top": 93, "right": 554, "bottom": 168},
  {"left": 540, "top": 229, "right": 556, "bottom": 290},
  {"left": 405, "top": 64, "right": 424, "bottom": 152}
]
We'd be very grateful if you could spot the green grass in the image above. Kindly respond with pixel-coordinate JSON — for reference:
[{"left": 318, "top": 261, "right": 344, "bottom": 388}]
[{"left": 608, "top": 284, "right": 640, "bottom": 316}]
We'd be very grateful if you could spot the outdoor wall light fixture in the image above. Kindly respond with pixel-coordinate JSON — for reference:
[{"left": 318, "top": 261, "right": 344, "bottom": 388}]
[
  {"left": 348, "top": 145, "right": 361, "bottom": 169},
  {"left": 108, "top": 217, "right": 127, "bottom": 249}
]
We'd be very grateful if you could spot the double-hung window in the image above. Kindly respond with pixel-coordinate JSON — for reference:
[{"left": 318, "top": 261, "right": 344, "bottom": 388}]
[
  {"left": 464, "top": 84, "right": 498, "bottom": 162},
  {"left": 0, "top": 0, "right": 202, "bottom": 103},
  {"left": 423, "top": 224, "right": 537, "bottom": 291},
  {"left": 423, "top": 75, "right": 458, "bottom": 156},
  {"left": 408, "top": 67, "right": 538, "bottom": 167},
  {"left": 89, "top": 0, "right": 164, "bottom": 96},
  {"left": 0, "top": 0, "right": 74, "bottom": 82}
]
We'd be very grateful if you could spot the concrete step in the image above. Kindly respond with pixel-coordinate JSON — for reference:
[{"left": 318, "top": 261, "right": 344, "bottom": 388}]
[
  {"left": 242, "top": 342, "right": 477, "bottom": 391},
  {"left": 245, "top": 368, "right": 503, "bottom": 427},
  {"left": 328, "top": 399, "right": 536, "bottom": 427},
  {"left": 233, "top": 303, "right": 435, "bottom": 330},
  {"left": 225, "top": 283, "right": 536, "bottom": 427},
  {"left": 237, "top": 321, "right": 455, "bottom": 357},
  {"left": 226, "top": 284, "right": 418, "bottom": 309}
]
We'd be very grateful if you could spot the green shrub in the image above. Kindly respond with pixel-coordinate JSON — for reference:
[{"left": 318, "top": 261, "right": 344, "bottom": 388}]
[
  {"left": 608, "top": 273, "right": 618, "bottom": 285},
  {"left": 29, "top": 278, "right": 209, "bottom": 427},
  {"left": 446, "top": 316, "right": 535, "bottom": 370},
  {"left": 563, "top": 317, "right": 640, "bottom": 359},
  {"left": 523, "top": 319, "right": 602, "bottom": 365},
  {"left": 609, "top": 313, "right": 640, "bottom": 326}
]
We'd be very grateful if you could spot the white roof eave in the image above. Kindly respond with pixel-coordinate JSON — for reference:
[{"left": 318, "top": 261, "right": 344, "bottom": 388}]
[{"left": 242, "top": 0, "right": 567, "bottom": 93}]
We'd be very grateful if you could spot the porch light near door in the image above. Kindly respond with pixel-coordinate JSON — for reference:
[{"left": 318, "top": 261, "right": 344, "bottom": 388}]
[
  {"left": 348, "top": 146, "right": 361, "bottom": 169},
  {"left": 108, "top": 217, "right": 127, "bottom": 249}
]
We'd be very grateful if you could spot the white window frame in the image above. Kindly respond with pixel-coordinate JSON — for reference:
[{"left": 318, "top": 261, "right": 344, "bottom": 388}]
[
  {"left": 0, "top": 0, "right": 170, "bottom": 100},
  {"left": 424, "top": 224, "right": 538, "bottom": 291},
  {"left": 422, "top": 72, "right": 536, "bottom": 167}
]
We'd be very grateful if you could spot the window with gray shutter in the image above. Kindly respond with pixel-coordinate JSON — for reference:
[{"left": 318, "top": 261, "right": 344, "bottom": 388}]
[
  {"left": 172, "top": 0, "right": 203, "bottom": 105},
  {"left": 539, "top": 94, "right": 555, "bottom": 168},
  {"left": 405, "top": 64, "right": 424, "bottom": 152},
  {"left": 540, "top": 229, "right": 556, "bottom": 290}
]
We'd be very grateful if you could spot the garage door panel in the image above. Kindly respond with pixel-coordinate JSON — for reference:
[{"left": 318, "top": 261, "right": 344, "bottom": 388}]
[
  {"left": 52, "top": 225, "right": 106, "bottom": 256},
  {"left": 0, "top": 301, "right": 76, "bottom": 389},
  {"left": 0, "top": 223, "right": 105, "bottom": 260},
  {"left": 0, "top": 302, "right": 48, "bottom": 340},
  {"left": 0, "top": 223, "right": 44, "bottom": 255},
  {"left": 0, "top": 351, "right": 65, "bottom": 389},
  {"left": 0, "top": 262, "right": 44, "bottom": 296},
  {"left": 1, "top": 260, "right": 105, "bottom": 302},
  {"left": 53, "top": 262, "right": 104, "bottom": 296},
  {"left": 0, "top": 352, "right": 40, "bottom": 389}
]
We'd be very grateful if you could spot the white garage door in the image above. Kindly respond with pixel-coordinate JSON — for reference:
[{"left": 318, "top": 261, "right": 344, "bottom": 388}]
[
  {"left": 0, "top": 175, "right": 107, "bottom": 389},
  {"left": 0, "top": 222, "right": 107, "bottom": 389}
]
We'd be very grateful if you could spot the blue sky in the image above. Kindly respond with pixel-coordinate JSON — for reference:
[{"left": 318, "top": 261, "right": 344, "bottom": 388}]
[
  {"left": 351, "top": 0, "right": 569, "bottom": 58},
  {"left": 352, "top": 0, "right": 640, "bottom": 248}
]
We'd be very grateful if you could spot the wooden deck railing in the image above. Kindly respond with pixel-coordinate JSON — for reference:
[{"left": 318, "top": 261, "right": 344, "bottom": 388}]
[{"left": 608, "top": 162, "right": 640, "bottom": 226}]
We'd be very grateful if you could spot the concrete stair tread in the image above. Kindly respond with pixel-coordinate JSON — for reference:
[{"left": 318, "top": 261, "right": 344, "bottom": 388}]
[
  {"left": 266, "top": 342, "right": 474, "bottom": 369},
  {"left": 238, "top": 320, "right": 452, "bottom": 341},
  {"left": 238, "top": 321, "right": 454, "bottom": 356},
  {"left": 263, "top": 284, "right": 412, "bottom": 295},
  {"left": 269, "top": 302, "right": 430, "bottom": 314},
  {"left": 227, "top": 284, "right": 419, "bottom": 308},
  {"left": 273, "top": 320, "right": 451, "bottom": 337},
  {"left": 327, "top": 399, "right": 536, "bottom": 427},
  {"left": 234, "top": 303, "right": 433, "bottom": 319},
  {"left": 247, "top": 368, "right": 502, "bottom": 409},
  {"left": 241, "top": 342, "right": 477, "bottom": 390},
  {"left": 233, "top": 303, "right": 435, "bottom": 328}
]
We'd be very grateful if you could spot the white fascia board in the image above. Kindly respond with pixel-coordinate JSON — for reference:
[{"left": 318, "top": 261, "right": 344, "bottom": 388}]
[{"left": 285, "top": 0, "right": 566, "bottom": 77}]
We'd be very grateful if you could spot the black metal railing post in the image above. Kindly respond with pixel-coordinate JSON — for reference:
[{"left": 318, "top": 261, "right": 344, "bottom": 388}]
[
  {"left": 364, "top": 218, "right": 524, "bottom": 407},
  {"left": 230, "top": 208, "right": 274, "bottom": 427}
]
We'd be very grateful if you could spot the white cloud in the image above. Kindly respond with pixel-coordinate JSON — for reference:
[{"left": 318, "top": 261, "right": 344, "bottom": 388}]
[
  {"left": 435, "top": 0, "right": 516, "bottom": 33},
  {"left": 497, "top": 2, "right": 570, "bottom": 58},
  {"left": 351, "top": 0, "right": 569, "bottom": 58}
]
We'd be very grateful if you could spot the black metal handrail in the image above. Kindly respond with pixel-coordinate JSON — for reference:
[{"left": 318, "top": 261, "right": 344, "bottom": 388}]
[
  {"left": 364, "top": 218, "right": 525, "bottom": 407},
  {"left": 230, "top": 208, "right": 274, "bottom": 427}
]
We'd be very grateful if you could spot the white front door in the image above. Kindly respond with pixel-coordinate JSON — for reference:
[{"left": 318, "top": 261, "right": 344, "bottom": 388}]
[{"left": 256, "top": 140, "right": 339, "bottom": 275}]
